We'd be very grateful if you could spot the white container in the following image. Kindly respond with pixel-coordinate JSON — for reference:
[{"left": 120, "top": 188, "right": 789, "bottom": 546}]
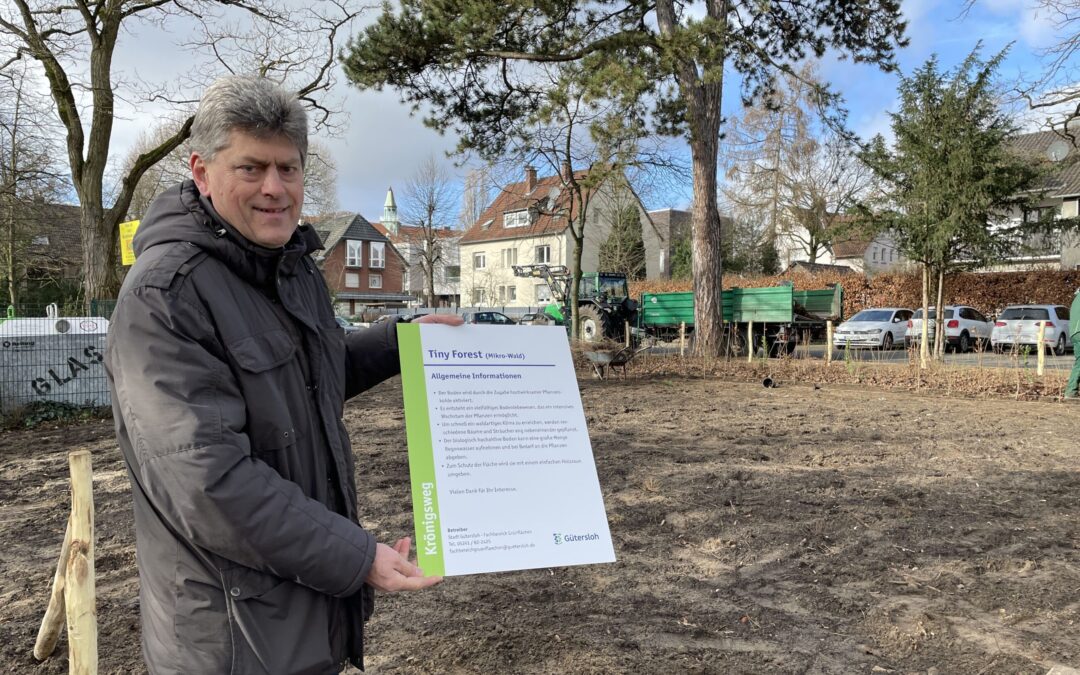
[{"left": 0, "top": 304, "right": 110, "bottom": 412}]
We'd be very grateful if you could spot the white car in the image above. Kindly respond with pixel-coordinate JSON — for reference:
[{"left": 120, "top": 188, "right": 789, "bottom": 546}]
[
  {"left": 991, "top": 304, "right": 1072, "bottom": 355},
  {"left": 833, "top": 307, "right": 913, "bottom": 349},
  {"left": 905, "top": 305, "right": 993, "bottom": 353}
]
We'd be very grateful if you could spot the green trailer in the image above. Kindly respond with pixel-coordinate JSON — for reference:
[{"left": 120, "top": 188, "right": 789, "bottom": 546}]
[{"left": 639, "top": 283, "right": 843, "bottom": 354}]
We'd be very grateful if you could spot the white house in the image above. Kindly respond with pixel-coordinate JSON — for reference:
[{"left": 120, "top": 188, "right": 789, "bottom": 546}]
[{"left": 458, "top": 166, "right": 664, "bottom": 307}]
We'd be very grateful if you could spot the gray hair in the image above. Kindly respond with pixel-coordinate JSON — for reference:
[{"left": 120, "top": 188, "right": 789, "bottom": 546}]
[{"left": 190, "top": 75, "right": 308, "bottom": 166}]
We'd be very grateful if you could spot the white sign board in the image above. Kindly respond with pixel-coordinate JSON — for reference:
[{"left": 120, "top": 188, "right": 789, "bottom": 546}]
[{"left": 398, "top": 323, "right": 615, "bottom": 576}]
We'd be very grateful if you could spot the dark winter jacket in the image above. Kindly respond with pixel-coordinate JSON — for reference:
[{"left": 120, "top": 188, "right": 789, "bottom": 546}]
[{"left": 106, "top": 180, "right": 399, "bottom": 674}]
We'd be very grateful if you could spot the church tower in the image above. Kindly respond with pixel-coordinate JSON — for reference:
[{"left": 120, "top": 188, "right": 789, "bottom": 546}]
[{"left": 382, "top": 187, "right": 399, "bottom": 236}]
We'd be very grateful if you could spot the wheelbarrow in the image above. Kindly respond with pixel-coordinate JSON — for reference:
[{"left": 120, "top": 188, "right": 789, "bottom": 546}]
[{"left": 584, "top": 345, "right": 649, "bottom": 380}]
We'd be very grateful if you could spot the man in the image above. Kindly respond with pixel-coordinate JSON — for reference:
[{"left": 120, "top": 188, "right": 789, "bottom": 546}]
[
  {"left": 1067, "top": 288, "right": 1080, "bottom": 398},
  {"left": 106, "top": 76, "right": 456, "bottom": 674}
]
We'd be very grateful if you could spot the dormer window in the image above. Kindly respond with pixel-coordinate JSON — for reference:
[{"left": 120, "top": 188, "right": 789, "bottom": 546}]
[{"left": 504, "top": 210, "right": 531, "bottom": 228}]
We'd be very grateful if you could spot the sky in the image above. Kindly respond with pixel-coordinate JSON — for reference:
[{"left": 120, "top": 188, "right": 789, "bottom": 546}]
[{"left": 29, "top": 0, "right": 1074, "bottom": 223}]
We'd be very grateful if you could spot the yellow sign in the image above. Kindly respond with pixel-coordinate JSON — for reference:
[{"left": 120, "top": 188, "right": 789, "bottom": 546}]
[{"left": 119, "top": 220, "right": 140, "bottom": 266}]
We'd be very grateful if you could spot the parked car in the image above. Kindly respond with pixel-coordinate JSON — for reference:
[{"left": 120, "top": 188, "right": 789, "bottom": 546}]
[
  {"left": 991, "top": 304, "right": 1072, "bottom": 355},
  {"left": 518, "top": 312, "right": 552, "bottom": 326},
  {"left": 833, "top": 307, "right": 913, "bottom": 349},
  {"left": 335, "top": 316, "right": 361, "bottom": 333},
  {"left": 461, "top": 311, "right": 516, "bottom": 325},
  {"left": 905, "top": 305, "right": 993, "bottom": 353}
]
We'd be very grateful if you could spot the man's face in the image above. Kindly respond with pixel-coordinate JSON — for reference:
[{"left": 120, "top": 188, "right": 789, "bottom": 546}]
[{"left": 190, "top": 130, "right": 304, "bottom": 248}]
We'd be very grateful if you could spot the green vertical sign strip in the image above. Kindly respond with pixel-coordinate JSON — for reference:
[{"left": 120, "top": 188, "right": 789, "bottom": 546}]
[{"left": 397, "top": 323, "right": 445, "bottom": 576}]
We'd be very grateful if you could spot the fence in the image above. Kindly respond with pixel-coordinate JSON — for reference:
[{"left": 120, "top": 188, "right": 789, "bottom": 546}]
[
  {"left": 369, "top": 306, "right": 544, "bottom": 321},
  {"left": 1, "top": 302, "right": 113, "bottom": 420}
]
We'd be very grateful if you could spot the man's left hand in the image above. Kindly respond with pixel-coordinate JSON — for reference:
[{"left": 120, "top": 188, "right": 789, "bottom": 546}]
[{"left": 415, "top": 314, "right": 464, "bottom": 326}]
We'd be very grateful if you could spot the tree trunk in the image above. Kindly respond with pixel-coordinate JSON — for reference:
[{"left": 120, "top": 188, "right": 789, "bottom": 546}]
[
  {"left": 919, "top": 262, "right": 929, "bottom": 368},
  {"left": 655, "top": 0, "right": 726, "bottom": 357},
  {"left": 79, "top": 204, "right": 119, "bottom": 308},
  {"left": 569, "top": 228, "right": 584, "bottom": 340},
  {"left": 426, "top": 261, "right": 436, "bottom": 307},
  {"left": 934, "top": 266, "right": 945, "bottom": 359}
]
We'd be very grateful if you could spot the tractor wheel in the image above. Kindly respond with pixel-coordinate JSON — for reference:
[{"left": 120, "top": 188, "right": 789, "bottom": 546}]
[{"left": 577, "top": 305, "right": 611, "bottom": 343}]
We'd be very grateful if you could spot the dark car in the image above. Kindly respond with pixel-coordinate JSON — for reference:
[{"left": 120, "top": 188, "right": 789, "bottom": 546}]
[
  {"left": 334, "top": 316, "right": 361, "bottom": 333},
  {"left": 461, "top": 311, "right": 516, "bottom": 325}
]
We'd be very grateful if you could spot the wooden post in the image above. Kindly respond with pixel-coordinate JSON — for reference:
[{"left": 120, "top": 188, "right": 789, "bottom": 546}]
[
  {"left": 1037, "top": 320, "right": 1047, "bottom": 377},
  {"left": 65, "top": 450, "right": 97, "bottom": 674},
  {"left": 747, "top": 321, "right": 754, "bottom": 363},
  {"left": 679, "top": 322, "right": 686, "bottom": 357},
  {"left": 826, "top": 321, "right": 833, "bottom": 364},
  {"left": 624, "top": 320, "right": 630, "bottom": 348},
  {"left": 33, "top": 517, "right": 72, "bottom": 661}
]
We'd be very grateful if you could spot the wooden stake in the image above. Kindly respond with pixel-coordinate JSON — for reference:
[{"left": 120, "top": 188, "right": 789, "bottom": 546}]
[
  {"left": 65, "top": 451, "right": 97, "bottom": 674},
  {"left": 679, "top": 322, "right": 686, "bottom": 357},
  {"left": 747, "top": 321, "right": 754, "bottom": 363},
  {"left": 624, "top": 320, "right": 630, "bottom": 348},
  {"left": 33, "top": 517, "right": 72, "bottom": 661},
  {"left": 826, "top": 321, "right": 833, "bottom": 364},
  {"left": 1037, "top": 321, "right": 1047, "bottom": 377}
]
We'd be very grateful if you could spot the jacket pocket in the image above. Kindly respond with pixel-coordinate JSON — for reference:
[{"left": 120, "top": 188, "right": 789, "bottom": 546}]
[
  {"left": 228, "top": 329, "right": 297, "bottom": 373},
  {"left": 223, "top": 566, "right": 334, "bottom": 675}
]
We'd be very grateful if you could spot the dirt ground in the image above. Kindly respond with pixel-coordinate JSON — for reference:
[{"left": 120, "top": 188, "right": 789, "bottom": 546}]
[{"left": 1, "top": 374, "right": 1079, "bottom": 674}]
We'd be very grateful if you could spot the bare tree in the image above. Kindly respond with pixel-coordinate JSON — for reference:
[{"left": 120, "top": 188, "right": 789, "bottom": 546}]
[
  {"left": 724, "top": 64, "right": 873, "bottom": 265},
  {"left": 400, "top": 155, "right": 458, "bottom": 306},
  {"left": 992, "top": 0, "right": 1080, "bottom": 144},
  {"left": 458, "top": 167, "right": 489, "bottom": 228},
  {"left": 0, "top": 62, "right": 66, "bottom": 305},
  {"left": 0, "top": 0, "right": 362, "bottom": 303}
]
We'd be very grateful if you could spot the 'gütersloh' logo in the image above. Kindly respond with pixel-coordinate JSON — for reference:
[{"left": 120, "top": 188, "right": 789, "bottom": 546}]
[{"left": 553, "top": 533, "right": 563, "bottom": 545}]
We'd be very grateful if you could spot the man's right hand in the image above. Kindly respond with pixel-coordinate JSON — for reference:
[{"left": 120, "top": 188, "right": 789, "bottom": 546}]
[{"left": 365, "top": 537, "right": 443, "bottom": 592}]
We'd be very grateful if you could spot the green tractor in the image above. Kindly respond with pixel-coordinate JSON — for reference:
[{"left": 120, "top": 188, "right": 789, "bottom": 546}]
[{"left": 512, "top": 264, "right": 638, "bottom": 343}]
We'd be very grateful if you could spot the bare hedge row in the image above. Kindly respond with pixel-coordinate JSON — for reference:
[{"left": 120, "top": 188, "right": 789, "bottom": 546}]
[{"left": 629, "top": 269, "right": 1080, "bottom": 319}]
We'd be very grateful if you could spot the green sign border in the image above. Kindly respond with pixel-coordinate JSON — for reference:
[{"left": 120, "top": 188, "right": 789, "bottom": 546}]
[{"left": 397, "top": 323, "right": 445, "bottom": 576}]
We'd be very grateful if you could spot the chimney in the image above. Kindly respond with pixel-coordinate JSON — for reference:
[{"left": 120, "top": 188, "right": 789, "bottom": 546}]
[{"left": 525, "top": 165, "right": 537, "bottom": 193}]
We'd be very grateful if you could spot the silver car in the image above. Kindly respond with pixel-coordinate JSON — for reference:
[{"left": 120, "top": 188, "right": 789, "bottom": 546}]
[
  {"left": 833, "top": 307, "right": 913, "bottom": 349},
  {"left": 991, "top": 304, "right": 1072, "bottom": 355}
]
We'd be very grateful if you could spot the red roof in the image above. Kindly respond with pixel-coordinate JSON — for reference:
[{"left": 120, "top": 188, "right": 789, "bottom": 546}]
[
  {"left": 371, "top": 221, "right": 461, "bottom": 243},
  {"left": 459, "top": 169, "right": 591, "bottom": 244}
]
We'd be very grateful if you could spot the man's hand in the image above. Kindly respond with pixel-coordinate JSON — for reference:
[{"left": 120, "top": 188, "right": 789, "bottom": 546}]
[
  {"left": 365, "top": 537, "right": 443, "bottom": 592},
  {"left": 415, "top": 314, "right": 464, "bottom": 326}
]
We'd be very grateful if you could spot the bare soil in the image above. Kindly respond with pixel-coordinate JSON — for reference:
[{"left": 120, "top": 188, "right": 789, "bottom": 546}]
[{"left": 2, "top": 375, "right": 1079, "bottom": 674}]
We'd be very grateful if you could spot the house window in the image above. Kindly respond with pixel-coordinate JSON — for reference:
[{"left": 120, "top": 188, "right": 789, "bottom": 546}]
[
  {"left": 504, "top": 210, "right": 530, "bottom": 228},
  {"left": 872, "top": 249, "right": 879, "bottom": 262},
  {"left": 498, "top": 285, "right": 517, "bottom": 303},
  {"left": 536, "top": 283, "right": 552, "bottom": 302},
  {"left": 345, "top": 272, "right": 360, "bottom": 288},
  {"left": 535, "top": 245, "right": 551, "bottom": 263},
  {"left": 501, "top": 247, "right": 517, "bottom": 267},
  {"left": 32, "top": 235, "right": 48, "bottom": 246},
  {"left": 473, "top": 252, "right": 486, "bottom": 269},
  {"left": 346, "top": 240, "right": 363, "bottom": 267},
  {"left": 445, "top": 265, "right": 461, "bottom": 282},
  {"left": 370, "top": 241, "right": 385, "bottom": 268},
  {"left": 473, "top": 288, "right": 486, "bottom": 305},
  {"left": 369, "top": 273, "right": 382, "bottom": 289}
]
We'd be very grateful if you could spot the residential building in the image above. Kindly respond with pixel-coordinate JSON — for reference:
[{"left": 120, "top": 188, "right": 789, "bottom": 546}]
[
  {"left": 308, "top": 212, "right": 411, "bottom": 315},
  {"left": 372, "top": 187, "right": 463, "bottom": 307},
  {"left": 831, "top": 231, "right": 908, "bottom": 275},
  {"left": 459, "top": 165, "right": 663, "bottom": 307},
  {"left": 993, "top": 130, "right": 1080, "bottom": 270}
]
